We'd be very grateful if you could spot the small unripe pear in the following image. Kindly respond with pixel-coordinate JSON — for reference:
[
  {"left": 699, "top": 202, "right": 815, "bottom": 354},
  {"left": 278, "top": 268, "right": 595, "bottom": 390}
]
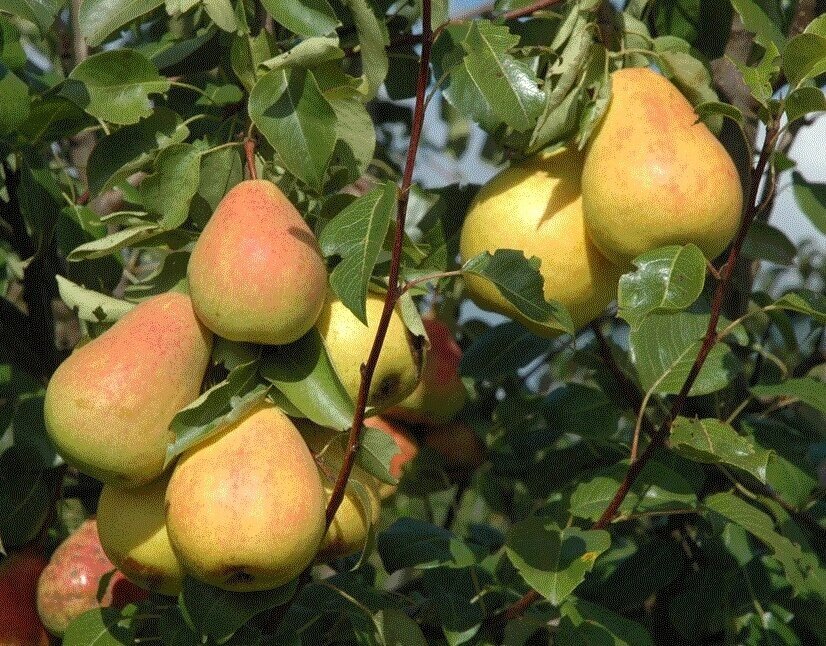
[
  {"left": 0, "top": 548, "right": 50, "bottom": 646},
  {"left": 424, "top": 423, "right": 485, "bottom": 473}
]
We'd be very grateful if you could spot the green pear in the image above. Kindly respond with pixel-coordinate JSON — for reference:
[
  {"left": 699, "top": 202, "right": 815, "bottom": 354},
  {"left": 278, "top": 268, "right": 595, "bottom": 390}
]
[
  {"left": 387, "top": 317, "right": 466, "bottom": 424},
  {"left": 581, "top": 67, "right": 743, "bottom": 265},
  {"left": 165, "top": 403, "right": 326, "bottom": 591},
  {"left": 297, "top": 420, "right": 382, "bottom": 562},
  {"left": 188, "top": 179, "right": 328, "bottom": 345},
  {"left": 459, "top": 147, "right": 623, "bottom": 335},
  {"left": 44, "top": 292, "right": 212, "bottom": 487},
  {"left": 97, "top": 475, "right": 184, "bottom": 597},
  {"left": 316, "top": 293, "right": 422, "bottom": 412}
]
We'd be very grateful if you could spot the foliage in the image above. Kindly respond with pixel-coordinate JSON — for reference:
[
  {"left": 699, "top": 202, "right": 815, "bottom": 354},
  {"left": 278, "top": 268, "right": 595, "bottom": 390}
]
[{"left": 1, "top": 0, "right": 825, "bottom": 643}]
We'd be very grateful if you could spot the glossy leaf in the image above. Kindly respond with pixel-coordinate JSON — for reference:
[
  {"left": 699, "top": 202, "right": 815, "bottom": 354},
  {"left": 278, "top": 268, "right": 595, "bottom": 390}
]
[
  {"left": 378, "top": 518, "right": 476, "bottom": 573},
  {"left": 729, "top": 0, "right": 785, "bottom": 51},
  {"left": 358, "top": 424, "right": 400, "bottom": 485},
  {"left": 791, "top": 171, "right": 826, "bottom": 236},
  {"left": 56, "top": 275, "right": 135, "bottom": 323},
  {"left": 62, "top": 608, "right": 132, "bottom": 645},
  {"left": 79, "top": 0, "right": 165, "bottom": 46},
  {"left": 263, "top": 0, "right": 340, "bottom": 36},
  {"left": 0, "top": 0, "right": 60, "bottom": 32},
  {"left": 771, "top": 289, "right": 826, "bottom": 324},
  {"left": 341, "top": 0, "right": 389, "bottom": 99},
  {"left": 546, "top": 383, "right": 621, "bottom": 440},
  {"left": 0, "top": 64, "right": 28, "bottom": 136},
  {"left": 373, "top": 609, "right": 428, "bottom": 646},
  {"left": 139, "top": 142, "right": 204, "bottom": 228},
  {"left": 751, "top": 378, "right": 826, "bottom": 414},
  {"left": 782, "top": 33, "right": 826, "bottom": 87},
  {"left": 459, "top": 321, "right": 555, "bottom": 380},
  {"left": 558, "top": 597, "right": 654, "bottom": 645},
  {"left": 784, "top": 86, "right": 826, "bottom": 123}
]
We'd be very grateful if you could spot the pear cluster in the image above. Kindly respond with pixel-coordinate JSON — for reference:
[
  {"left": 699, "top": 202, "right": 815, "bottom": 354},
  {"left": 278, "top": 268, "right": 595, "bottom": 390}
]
[
  {"left": 460, "top": 67, "right": 743, "bottom": 335},
  {"left": 43, "top": 178, "right": 479, "bottom": 597}
]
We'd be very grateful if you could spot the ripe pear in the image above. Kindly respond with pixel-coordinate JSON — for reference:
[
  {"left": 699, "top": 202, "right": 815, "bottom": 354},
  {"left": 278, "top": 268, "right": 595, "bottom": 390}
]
[
  {"left": 165, "top": 404, "right": 326, "bottom": 591},
  {"left": 364, "top": 416, "right": 419, "bottom": 500},
  {"left": 44, "top": 292, "right": 212, "bottom": 487},
  {"left": 424, "top": 423, "right": 485, "bottom": 473},
  {"left": 97, "top": 475, "right": 184, "bottom": 596},
  {"left": 581, "top": 67, "right": 743, "bottom": 265},
  {"left": 0, "top": 548, "right": 50, "bottom": 646},
  {"left": 188, "top": 179, "right": 328, "bottom": 345},
  {"left": 387, "top": 317, "right": 467, "bottom": 424},
  {"left": 459, "top": 147, "right": 623, "bottom": 336},
  {"left": 298, "top": 420, "right": 382, "bottom": 562},
  {"left": 37, "top": 519, "right": 147, "bottom": 636},
  {"left": 316, "top": 293, "right": 421, "bottom": 412}
]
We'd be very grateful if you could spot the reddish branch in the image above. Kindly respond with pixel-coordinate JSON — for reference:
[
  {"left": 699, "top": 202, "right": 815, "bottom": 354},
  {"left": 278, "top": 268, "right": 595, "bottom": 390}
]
[
  {"left": 244, "top": 138, "right": 258, "bottom": 180},
  {"left": 323, "top": 0, "right": 434, "bottom": 529}
]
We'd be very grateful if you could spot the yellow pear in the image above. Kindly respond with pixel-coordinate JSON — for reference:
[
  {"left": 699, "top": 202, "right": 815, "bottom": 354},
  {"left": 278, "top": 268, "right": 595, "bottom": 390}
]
[
  {"left": 165, "top": 403, "right": 326, "bottom": 591},
  {"left": 316, "top": 293, "right": 421, "bottom": 412},
  {"left": 97, "top": 475, "right": 184, "bottom": 596},
  {"left": 44, "top": 292, "right": 212, "bottom": 487},
  {"left": 188, "top": 179, "right": 328, "bottom": 345},
  {"left": 387, "top": 317, "right": 466, "bottom": 424},
  {"left": 459, "top": 147, "right": 623, "bottom": 336},
  {"left": 297, "top": 420, "right": 382, "bottom": 562},
  {"left": 581, "top": 67, "right": 743, "bottom": 265}
]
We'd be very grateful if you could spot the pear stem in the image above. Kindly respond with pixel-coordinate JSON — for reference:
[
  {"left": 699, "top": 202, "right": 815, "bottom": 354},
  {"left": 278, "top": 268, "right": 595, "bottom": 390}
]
[
  {"left": 491, "top": 120, "right": 783, "bottom": 627},
  {"left": 323, "top": 0, "right": 434, "bottom": 531},
  {"left": 244, "top": 138, "right": 258, "bottom": 181}
]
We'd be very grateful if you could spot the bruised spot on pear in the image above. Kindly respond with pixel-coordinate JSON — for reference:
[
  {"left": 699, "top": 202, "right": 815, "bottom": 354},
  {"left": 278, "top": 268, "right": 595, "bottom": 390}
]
[
  {"left": 188, "top": 179, "right": 328, "bottom": 345},
  {"left": 43, "top": 292, "right": 212, "bottom": 487}
]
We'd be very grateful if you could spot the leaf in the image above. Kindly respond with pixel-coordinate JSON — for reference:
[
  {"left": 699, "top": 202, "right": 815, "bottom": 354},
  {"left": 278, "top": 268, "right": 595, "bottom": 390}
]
[
  {"left": 433, "top": 20, "right": 544, "bottom": 132},
  {"left": 248, "top": 68, "right": 336, "bottom": 191},
  {"left": 505, "top": 519, "right": 610, "bottom": 605},
  {"left": 0, "top": 0, "right": 61, "bottom": 32},
  {"left": 63, "top": 608, "right": 132, "bottom": 645},
  {"left": 784, "top": 86, "right": 826, "bottom": 123},
  {"left": 63, "top": 50, "right": 171, "bottom": 125},
  {"left": 731, "top": 42, "right": 781, "bottom": 105},
  {"left": 670, "top": 417, "right": 771, "bottom": 483},
  {"left": 694, "top": 100, "right": 744, "bottom": 125},
  {"left": 742, "top": 222, "right": 797, "bottom": 265},
  {"left": 0, "top": 63, "right": 28, "bottom": 136},
  {"left": 340, "top": 0, "right": 389, "bottom": 99},
  {"left": 377, "top": 518, "right": 476, "bottom": 573},
  {"left": 56, "top": 276, "right": 135, "bottom": 323},
  {"left": 203, "top": 0, "right": 237, "bottom": 32},
  {"left": 421, "top": 568, "right": 487, "bottom": 645},
  {"left": 462, "top": 250, "right": 574, "bottom": 335},
  {"left": 459, "top": 321, "right": 555, "bottom": 380},
  {"left": 319, "top": 182, "right": 395, "bottom": 323},
  {"left": 259, "top": 328, "right": 354, "bottom": 431},
  {"left": 729, "top": 0, "right": 786, "bottom": 51},
  {"left": 67, "top": 223, "right": 162, "bottom": 261},
  {"left": 79, "top": 0, "right": 165, "bottom": 46},
  {"left": 139, "top": 142, "right": 203, "bottom": 229},
  {"left": 782, "top": 33, "right": 826, "bottom": 87},
  {"left": 358, "top": 424, "right": 399, "bottom": 485},
  {"left": 545, "top": 383, "right": 621, "bottom": 440},
  {"left": 771, "top": 289, "right": 826, "bottom": 324},
  {"left": 629, "top": 310, "right": 740, "bottom": 396},
  {"left": 751, "top": 378, "right": 826, "bottom": 414},
  {"left": 179, "top": 577, "right": 297, "bottom": 641},
  {"left": 165, "top": 360, "right": 270, "bottom": 463},
  {"left": 0, "top": 448, "right": 50, "bottom": 549},
  {"left": 262, "top": 0, "right": 340, "bottom": 37},
  {"left": 557, "top": 597, "right": 654, "bottom": 646},
  {"left": 373, "top": 609, "right": 428, "bottom": 646},
  {"left": 259, "top": 36, "right": 343, "bottom": 71},
  {"left": 617, "top": 244, "right": 706, "bottom": 330},
  {"left": 791, "top": 171, "right": 826, "bottom": 236}
]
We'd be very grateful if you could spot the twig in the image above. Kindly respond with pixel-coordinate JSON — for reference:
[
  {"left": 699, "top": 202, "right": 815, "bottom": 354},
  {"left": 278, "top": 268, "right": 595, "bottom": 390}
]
[{"left": 244, "top": 138, "right": 258, "bottom": 181}]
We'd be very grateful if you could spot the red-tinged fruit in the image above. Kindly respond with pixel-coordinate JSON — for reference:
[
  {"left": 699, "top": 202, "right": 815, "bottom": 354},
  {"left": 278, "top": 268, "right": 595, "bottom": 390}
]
[
  {"left": 424, "top": 423, "right": 486, "bottom": 472},
  {"left": 37, "top": 518, "right": 148, "bottom": 636},
  {"left": 43, "top": 292, "right": 213, "bottom": 487},
  {"left": 0, "top": 548, "right": 50, "bottom": 646}
]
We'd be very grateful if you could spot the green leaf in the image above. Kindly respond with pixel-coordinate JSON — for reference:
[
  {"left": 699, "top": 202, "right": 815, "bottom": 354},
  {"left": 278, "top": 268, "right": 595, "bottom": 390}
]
[
  {"left": 262, "top": 0, "right": 340, "bottom": 37},
  {"left": 19, "top": 95, "right": 95, "bottom": 143},
  {"left": 670, "top": 417, "right": 771, "bottom": 483},
  {"left": 63, "top": 50, "right": 170, "bottom": 125},
  {"left": 79, "top": 0, "right": 165, "bottom": 46},
  {"left": 373, "top": 609, "right": 428, "bottom": 646},
  {"left": 165, "top": 360, "right": 270, "bottom": 464},
  {"left": 629, "top": 310, "right": 740, "bottom": 396},
  {"left": 319, "top": 182, "right": 395, "bottom": 324},
  {"left": 259, "top": 328, "right": 355, "bottom": 431},
  {"left": 771, "top": 289, "right": 826, "bottom": 324},
  {"left": 358, "top": 423, "right": 399, "bottom": 485},
  {"left": 784, "top": 86, "right": 826, "bottom": 123},
  {"left": 731, "top": 42, "right": 781, "bottom": 105},
  {"left": 0, "top": 63, "right": 28, "bottom": 136},
  {"left": 179, "top": 577, "right": 297, "bottom": 641},
  {"left": 782, "top": 33, "right": 826, "bottom": 87},
  {"left": 570, "top": 459, "right": 698, "bottom": 521},
  {"left": 340, "top": 0, "right": 389, "bottom": 99},
  {"left": 505, "top": 519, "right": 610, "bottom": 605},
  {"left": 545, "top": 383, "right": 621, "bottom": 440},
  {"left": 190, "top": 146, "right": 243, "bottom": 228},
  {"left": 742, "top": 222, "right": 797, "bottom": 265},
  {"left": 421, "top": 567, "right": 486, "bottom": 645},
  {"left": 751, "top": 377, "right": 826, "bottom": 414},
  {"left": 67, "top": 223, "right": 161, "bottom": 261},
  {"left": 462, "top": 250, "right": 574, "bottom": 335},
  {"left": 377, "top": 518, "right": 476, "bottom": 573},
  {"left": 203, "top": 0, "right": 237, "bottom": 32},
  {"left": 704, "top": 492, "right": 816, "bottom": 595},
  {"left": 694, "top": 101, "right": 744, "bottom": 125},
  {"left": 139, "top": 142, "right": 203, "bottom": 229},
  {"left": 558, "top": 597, "right": 654, "bottom": 646},
  {"left": 791, "top": 171, "right": 826, "bottom": 236},
  {"left": 459, "top": 321, "right": 554, "bottom": 380},
  {"left": 729, "top": 0, "right": 786, "bottom": 51},
  {"left": 0, "top": 448, "right": 50, "bottom": 549},
  {"left": 618, "top": 244, "right": 706, "bottom": 330},
  {"left": 56, "top": 275, "right": 135, "bottom": 323},
  {"left": 259, "top": 36, "right": 343, "bottom": 71},
  {"left": 248, "top": 68, "right": 336, "bottom": 191},
  {"left": 434, "top": 20, "right": 544, "bottom": 132},
  {"left": 124, "top": 251, "right": 190, "bottom": 300},
  {"left": 62, "top": 608, "right": 132, "bottom": 645},
  {"left": 0, "top": 0, "right": 60, "bottom": 33}
]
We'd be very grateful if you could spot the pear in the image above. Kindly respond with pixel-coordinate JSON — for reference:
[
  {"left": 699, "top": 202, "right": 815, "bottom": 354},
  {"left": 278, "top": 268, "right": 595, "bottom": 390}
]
[
  {"left": 364, "top": 416, "right": 419, "bottom": 500},
  {"left": 188, "top": 179, "right": 328, "bottom": 345},
  {"left": 387, "top": 317, "right": 466, "bottom": 424},
  {"left": 425, "top": 423, "right": 485, "bottom": 473},
  {"left": 44, "top": 292, "right": 212, "bottom": 487},
  {"left": 459, "top": 147, "right": 623, "bottom": 336},
  {"left": 581, "top": 67, "right": 743, "bottom": 265},
  {"left": 37, "top": 519, "right": 147, "bottom": 636},
  {"left": 0, "top": 548, "right": 50, "bottom": 646},
  {"left": 165, "top": 403, "right": 326, "bottom": 591},
  {"left": 298, "top": 420, "right": 382, "bottom": 562},
  {"left": 316, "top": 293, "right": 421, "bottom": 412},
  {"left": 97, "top": 475, "right": 184, "bottom": 596}
]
